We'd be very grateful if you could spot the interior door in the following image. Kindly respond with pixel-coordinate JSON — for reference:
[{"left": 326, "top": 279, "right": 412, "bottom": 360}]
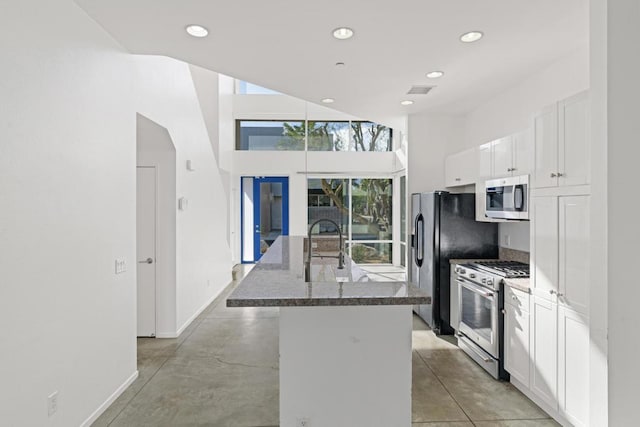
[
  {"left": 136, "top": 166, "right": 156, "bottom": 337},
  {"left": 241, "top": 176, "right": 289, "bottom": 263}
]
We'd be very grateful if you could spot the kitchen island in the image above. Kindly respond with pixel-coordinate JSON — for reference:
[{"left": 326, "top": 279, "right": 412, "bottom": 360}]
[{"left": 227, "top": 236, "right": 429, "bottom": 427}]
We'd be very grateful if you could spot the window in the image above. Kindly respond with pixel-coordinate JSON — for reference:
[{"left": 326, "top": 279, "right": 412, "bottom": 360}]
[
  {"left": 308, "top": 177, "right": 393, "bottom": 264},
  {"left": 236, "top": 120, "right": 305, "bottom": 151},
  {"left": 237, "top": 81, "right": 281, "bottom": 95},
  {"left": 235, "top": 120, "right": 393, "bottom": 152}
]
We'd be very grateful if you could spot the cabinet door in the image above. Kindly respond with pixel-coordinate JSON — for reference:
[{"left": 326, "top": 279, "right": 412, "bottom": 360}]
[
  {"left": 477, "top": 142, "right": 493, "bottom": 180},
  {"left": 504, "top": 302, "right": 530, "bottom": 387},
  {"left": 558, "top": 307, "right": 590, "bottom": 427},
  {"left": 445, "top": 148, "right": 477, "bottom": 187},
  {"left": 530, "top": 296, "right": 558, "bottom": 410},
  {"left": 533, "top": 104, "right": 559, "bottom": 188},
  {"left": 559, "top": 196, "right": 590, "bottom": 314},
  {"left": 492, "top": 136, "right": 513, "bottom": 178},
  {"left": 530, "top": 196, "right": 559, "bottom": 301},
  {"left": 513, "top": 128, "right": 534, "bottom": 176},
  {"left": 559, "top": 91, "right": 590, "bottom": 187}
]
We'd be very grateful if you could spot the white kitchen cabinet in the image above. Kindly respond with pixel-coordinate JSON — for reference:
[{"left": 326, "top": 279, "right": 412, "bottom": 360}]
[
  {"left": 558, "top": 196, "right": 590, "bottom": 315},
  {"left": 530, "top": 196, "right": 559, "bottom": 301},
  {"left": 558, "top": 306, "right": 590, "bottom": 427},
  {"left": 513, "top": 129, "right": 534, "bottom": 177},
  {"left": 531, "top": 195, "right": 590, "bottom": 313},
  {"left": 477, "top": 142, "right": 493, "bottom": 180},
  {"left": 492, "top": 136, "right": 513, "bottom": 178},
  {"left": 445, "top": 147, "right": 477, "bottom": 187},
  {"left": 504, "top": 288, "right": 530, "bottom": 387},
  {"left": 530, "top": 296, "right": 558, "bottom": 411},
  {"left": 533, "top": 91, "right": 590, "bottom": 189}
]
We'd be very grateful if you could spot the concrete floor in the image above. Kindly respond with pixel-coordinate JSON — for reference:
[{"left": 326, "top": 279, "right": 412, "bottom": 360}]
[{"left": 93, "top": 268, "right": 558, "bottom": 427}]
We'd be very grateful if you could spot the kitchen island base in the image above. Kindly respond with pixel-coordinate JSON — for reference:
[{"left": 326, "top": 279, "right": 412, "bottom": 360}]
[{"left": 280, "top": 305, "right": 413, "bottom": 427}]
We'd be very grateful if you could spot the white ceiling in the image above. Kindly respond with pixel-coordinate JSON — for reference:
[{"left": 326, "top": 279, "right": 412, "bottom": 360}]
[{"left": 75, "top": 0, "right": 588, "bottom": 125}]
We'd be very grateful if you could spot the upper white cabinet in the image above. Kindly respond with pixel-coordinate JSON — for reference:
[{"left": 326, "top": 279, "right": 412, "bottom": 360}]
[
  {"left": 533, "top": 91, "right": 590, "bottom": 189},
  {"left": 445, "top": 147, "right": 477, "bottom": 187},
  {"left": 478, "top": 130, "right": 534, "bottom": 180}
]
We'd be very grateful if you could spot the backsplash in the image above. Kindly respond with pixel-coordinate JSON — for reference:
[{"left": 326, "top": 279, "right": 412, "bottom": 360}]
[{"left": 499, "top": 247, "right": 529, "bottom": 264}]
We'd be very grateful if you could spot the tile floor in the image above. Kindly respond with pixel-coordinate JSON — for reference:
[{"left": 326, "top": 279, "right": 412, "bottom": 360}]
[{"left": 93, "top": 266, "right": 558, "bottom": 427}]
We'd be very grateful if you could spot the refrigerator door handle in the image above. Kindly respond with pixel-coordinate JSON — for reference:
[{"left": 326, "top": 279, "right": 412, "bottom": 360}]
[{"left": 415, "top": 214, "right": 424, "bottom": 267}]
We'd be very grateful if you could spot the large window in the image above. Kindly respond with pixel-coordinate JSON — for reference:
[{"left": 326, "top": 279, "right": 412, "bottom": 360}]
[
  {"left": 236, "top": 120, "right": 393, "bottom": 152},
  {"left": 236, "top": 81, "right": 281, "bottom": 95},
  {"left": 308, "top": 178, "right": 393, "bottom": 264},
  {"left": 236, "top": 121, "right": 305, "bottom": 151}
]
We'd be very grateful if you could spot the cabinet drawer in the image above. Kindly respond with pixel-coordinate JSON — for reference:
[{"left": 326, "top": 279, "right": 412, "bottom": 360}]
[{"left": 505, "top": 285, "right": 530, "bottom": 310}]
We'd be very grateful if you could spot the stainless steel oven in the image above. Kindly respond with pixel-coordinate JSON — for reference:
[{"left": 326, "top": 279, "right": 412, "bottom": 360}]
[
  {"left": 455, "top": 261, "right": 529, "bottom": 380},
  {"left": 458, "top": 275, "right": 499, "bottom": 358}
]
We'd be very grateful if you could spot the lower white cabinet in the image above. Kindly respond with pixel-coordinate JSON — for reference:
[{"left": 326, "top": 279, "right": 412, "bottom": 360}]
[
  {"left": 509, "top": 294, "right": 590, "bottom": 427},
  {"left": 504, "top": 293, "right": 530, "bottom": 386},
  {"left": 558, "top": 306, "right": 590, "bottom": 427},
  {"left": 529, "top": 296, "right": 558, "bottom": 410}
]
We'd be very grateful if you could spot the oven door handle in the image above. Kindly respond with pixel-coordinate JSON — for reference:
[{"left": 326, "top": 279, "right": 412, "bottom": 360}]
[{"left": 457, "top": 277, "right": 495, "bottom": 298}]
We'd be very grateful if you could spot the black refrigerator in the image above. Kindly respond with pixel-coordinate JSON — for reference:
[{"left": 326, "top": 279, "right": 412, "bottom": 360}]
[{"left": 410, "top": 192, "right": 498, "bottom": 335}]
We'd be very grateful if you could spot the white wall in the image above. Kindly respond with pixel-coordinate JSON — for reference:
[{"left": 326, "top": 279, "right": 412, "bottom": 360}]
[
  {"left": 0, "top": 3, "right": 233, "bottom": 424},
  {"left": 407, "top": 114, "right": 465, "bottom": 195},
  {"left": 136, "top": 115, "right": 178, "bottom": 336},
  {"left": 458, "top": 47, "right": 590, "bottom": 152},
  {"left": 604, "top": 0, "right": 640, "bottom": 425},
  {"left": 0, "top": 1, "right": 137, "bottom": 425},
  {"left": 134, "top": 56, "right": 233, "bottom": 335},
  {"left": 588, "top": 0, "right": 608, "bottom": 425}
]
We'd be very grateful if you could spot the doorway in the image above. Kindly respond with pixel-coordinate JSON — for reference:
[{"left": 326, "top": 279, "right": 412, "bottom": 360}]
[
  {"left": 136, "top": 166, "right": 157, "bottom": 337},
  {"left": 241, "top": 176, "right": 289, "bottom": 263}
]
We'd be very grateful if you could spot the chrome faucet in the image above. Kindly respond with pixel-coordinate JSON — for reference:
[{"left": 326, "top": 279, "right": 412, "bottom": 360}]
[{"left": 307, "top": 218, "right": 344, "bottom": 270}]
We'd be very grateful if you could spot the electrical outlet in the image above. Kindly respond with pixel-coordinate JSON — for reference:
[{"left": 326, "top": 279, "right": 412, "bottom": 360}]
[
  {"left": 503, "top": 235, "right": 511, "bottom": 247},
  {"left": 48, "top": 391, "right": 58, "bottom": 417},
  {"left": 207, "top": 279, "right": 211, "bottom": 287},
  {"left": 115, "top": 259, "right": 126, "bottom": 274},
  {"left": 312, "top": 242, "right": 318, "bottom": 249},
  {"left": 296, "top": 418, "right": 310, "bottom": 427}
]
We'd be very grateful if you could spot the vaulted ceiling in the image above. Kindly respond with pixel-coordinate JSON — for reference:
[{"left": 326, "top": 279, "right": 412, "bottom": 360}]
[{"left": 76, "top": 0, "right": 588, "bottom": 125}]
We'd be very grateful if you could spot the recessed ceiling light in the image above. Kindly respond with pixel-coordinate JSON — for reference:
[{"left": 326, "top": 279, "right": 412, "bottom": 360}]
[
  {"left": 426, "top": 71, "right": 444, "bottom": 79},
  {"left": 332, "top": 27, "right": 354, "bottom": 40},
  {"left": 321, "top": 98, "right": 335, "bottom": 104},
  {"left": 460, "top": 31, "right": 483, "bottom": 43},
  {"left": 400, "top": 100, "right": 414, "bottom": 106},
  {"left": 335, "top": 62, "right": 346, "bottom": 67},
  {"left": 186, "top": 24, "right": 209, "bottom": 38}
]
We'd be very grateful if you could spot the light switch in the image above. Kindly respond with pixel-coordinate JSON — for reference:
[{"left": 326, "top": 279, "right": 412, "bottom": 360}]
[
  {"left": 178, "top": 197, "right": 188, "bottom": 211},
  {"left": 115, "top": 259, "right": 126, "bottom": 274}
]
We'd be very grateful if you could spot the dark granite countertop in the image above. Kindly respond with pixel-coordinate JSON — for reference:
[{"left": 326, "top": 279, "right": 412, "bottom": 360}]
[{"left": 227, "top": 236, "right": 429, "bottom": 307}]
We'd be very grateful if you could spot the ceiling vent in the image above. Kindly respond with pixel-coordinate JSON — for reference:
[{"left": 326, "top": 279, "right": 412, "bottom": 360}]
[{"left": 407, "top": 85, "right": 434, "bottom": 95}]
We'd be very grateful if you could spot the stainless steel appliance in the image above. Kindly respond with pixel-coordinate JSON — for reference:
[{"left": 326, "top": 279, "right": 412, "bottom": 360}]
[
  {"left": 456, "top": 260, "right": 530, "bottom": 380},
  {"left": 409, "top": 192, "right": 498, "bottom": 335},
  {"left": 485, "top": 175, "right": 529, "bottom": 220}
]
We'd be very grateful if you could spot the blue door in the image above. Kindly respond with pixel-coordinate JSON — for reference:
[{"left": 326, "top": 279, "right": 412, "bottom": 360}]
[{"left": 241, "top": 176, "right": 289, "bottom": 263}]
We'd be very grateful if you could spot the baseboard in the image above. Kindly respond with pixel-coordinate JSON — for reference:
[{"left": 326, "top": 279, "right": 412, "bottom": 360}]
[
  {"left": 174, "top": 290, "right": 221, "bottom": 336},
  {"left": 80, "top": 370, "right": 138, "bottom": 427},
  {"left": 510, "top": 377, "right": 571, "bottom": 427}
]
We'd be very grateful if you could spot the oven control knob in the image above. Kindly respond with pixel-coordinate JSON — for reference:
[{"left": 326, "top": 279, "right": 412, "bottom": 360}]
[
  {"left": 481, "top": 278, "right": 487, "bottom": 283},
  {"left": 487, "top": 279, "right": 494, "bottom": 285},
  {"left": 470, "top": 273, "right": 476, "bottom": 279},
  {"left": 458, "top": 268, "right": 465, "bottom": 274}
]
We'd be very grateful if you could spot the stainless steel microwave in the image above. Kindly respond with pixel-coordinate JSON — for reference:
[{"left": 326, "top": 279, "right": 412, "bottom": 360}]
[{"left": 485, "top": 175, "right": 529, "bottom": 220}]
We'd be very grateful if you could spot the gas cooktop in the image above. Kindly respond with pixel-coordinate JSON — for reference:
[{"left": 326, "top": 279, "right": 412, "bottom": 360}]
[{"left": 472, "top": 260, "right": 530, "bottom": 278}]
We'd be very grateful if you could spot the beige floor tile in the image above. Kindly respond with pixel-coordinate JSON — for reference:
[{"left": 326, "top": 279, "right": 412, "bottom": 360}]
[
  {"left": 412, "top": 422, "right": 474, "bottom": 426},
  {"left": 474, "top": 420, "right": 560, "bottom": 427},
  {"left": 412, "top": 352, "right": 470, "bottom": 423}
]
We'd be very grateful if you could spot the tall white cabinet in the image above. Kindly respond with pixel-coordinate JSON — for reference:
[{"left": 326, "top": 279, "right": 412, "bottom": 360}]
[
  {"left": 504, "top": 90, "right": 591, "bottom": 427},
  {"left": 518, "top": 193, "right": 590, "bottom": 427}
]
